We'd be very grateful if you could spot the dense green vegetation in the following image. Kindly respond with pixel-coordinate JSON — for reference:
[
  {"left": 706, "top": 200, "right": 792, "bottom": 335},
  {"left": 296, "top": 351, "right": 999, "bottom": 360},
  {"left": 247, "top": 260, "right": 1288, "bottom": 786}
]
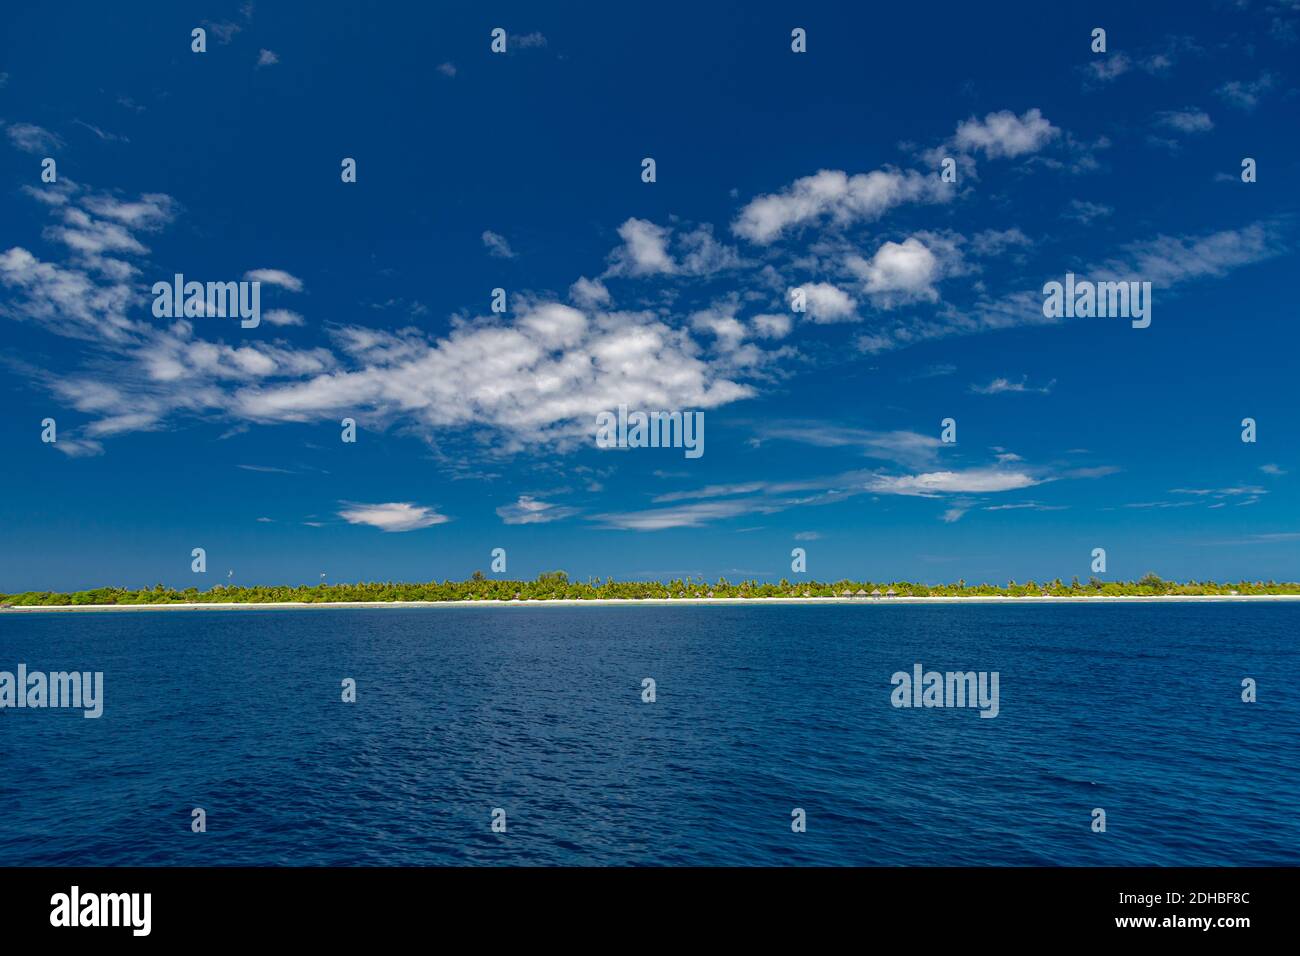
[{"left": 2, "top": 571, "right": 1298, "bottom": 606}]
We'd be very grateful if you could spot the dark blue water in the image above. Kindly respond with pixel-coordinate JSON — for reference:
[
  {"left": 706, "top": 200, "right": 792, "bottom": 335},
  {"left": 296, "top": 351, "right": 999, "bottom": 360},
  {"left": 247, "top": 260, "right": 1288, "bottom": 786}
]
[{"left": 1, "top": 603, "right": 1296, "bottom": 866}]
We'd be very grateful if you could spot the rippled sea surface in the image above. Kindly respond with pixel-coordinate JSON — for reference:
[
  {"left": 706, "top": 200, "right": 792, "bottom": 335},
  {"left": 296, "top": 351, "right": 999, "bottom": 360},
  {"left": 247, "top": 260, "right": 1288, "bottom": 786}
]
[{"left": 1, "top": 603, "right": 1297, "bottom": 866}]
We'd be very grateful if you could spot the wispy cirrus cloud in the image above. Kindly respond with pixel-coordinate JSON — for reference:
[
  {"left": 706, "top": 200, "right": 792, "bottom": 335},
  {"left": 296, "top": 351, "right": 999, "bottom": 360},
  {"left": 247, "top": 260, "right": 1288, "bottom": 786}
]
[
  {"left": 4, "top": 121, "right": 65, "bottom": 153},
  {"left": 243, "top": 268, "right": 303, "bottom": 292},
  {"left": 970, "top": 375, "right": 1056, "bottom": 395},
  {"left": 482, "top": 230, "right": 516, "bottom": 259},
  {"left": 496, "top": 495, "right": 578, "bottom": 525}
]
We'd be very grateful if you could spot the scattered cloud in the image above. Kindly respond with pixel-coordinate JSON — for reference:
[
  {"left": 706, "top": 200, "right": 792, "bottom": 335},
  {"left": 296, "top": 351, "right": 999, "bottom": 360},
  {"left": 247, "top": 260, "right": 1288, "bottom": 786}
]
[
  {"left": 733, "top": 167, "right": 953, "bottom": 244},
  {"left": 1063, "top": 199, "right": 1113, "bottom": 224},
  {"left": 790, "top": 281, "right": 858, "bottom": 323},
  {"left": 496, "top": 495, "right": 578, "bottom": 525},
  {"left": 1217, "top": 73, "right": 1274, "bottom": 111},
  {"left": 262, "top": 308, "right": 305, "bottom": 327},
  {"left": 848, "top": 237, "right": 941, "bottom": 307},
  {"left": 4, "top": 122, "right": 63, "bottom": 153},
  {"left": 970, "top": 375, "right": 1056, "bottom": 395},
  {"left": 243, "top": 268, "right": 304, "bottom": 292},
  {"left": 1155, "top": 108, "right": 1213, "bottom": 133},
  {"left": 950, "top": 108, "right": 1059, "bottom": 159},
  {"left": 509, "top": 32, "right": 547, "bottom": 50},
  {"left": 606, "top": 218, "right": 740, "bottom": 277},
  {"left": 482, "top": 230, "right": 516, "bottom": 259},
  {"left": 72, "top": 119, "right": 129, "bottom": 144}
]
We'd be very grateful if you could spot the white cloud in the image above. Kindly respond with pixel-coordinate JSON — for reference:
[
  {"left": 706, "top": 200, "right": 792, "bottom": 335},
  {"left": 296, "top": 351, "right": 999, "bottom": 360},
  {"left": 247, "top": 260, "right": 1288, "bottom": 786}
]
[
  {"left": 791, "top": 281, "right": 857, "bottom": 323},
  {"left": 605, "top": 219, "right": 740, "bottom": 277},
  {"left": 437, "top": 62, "right": 457, "bottom": 78},
  {"left": 606, "top": 218, "right": 675, "bottom": 276},
  {"left": 338, "top": 501, "right": 449, "bottom": 532},
  {"left": 1217, "top": 74, "right": 1274, "bottom": 111},
  {"left": 243, "top": 268, "right": 303, "bottom": 292},
  {"left": 758, "top": 424, "right": 941, "bottom": 469},
  {"left": 677, "top": 224, "right": 742, "bottom": 274},
  {"left": 482, "top": 230, "right": 516, "bottom": 259},
  {"left": 950, "top": 108, "right": 1059, "bottom": 159},
  {"left": 569, "top": 276, "right": 610, "bottom": 309},
  {"left": 857, "top": 222, "right": 1281, "bottom": 355},
  {"left": 52, "top": 438, "right": 105, "bottom": 458},
  {"left": 848, "top": 237, "right": 940, "bottom": 306},
  {"left": 1, "top": 184, "right": 774, "bottom": 454},
  {"left": 592, "top": 499, "right": 762, "bottom": 531},
  {"left": 690, "top": 304, "right": 747, "bottom": 349},
  {"left": 968, "top": 228, "right": 1031, "bottom": 257},
  {"left": 983, "top": 501, "right": 1067, "bottom": 512},
  {"left": 202, "top": 19, "right": 242, "bottom": 44},
  {"left": 1100, "top": 223, "right": 1280, "bottom": 288},
  {"left": 733, "top": 168, "right": 952, "bottom": 244},
  {"left": 1063, "top": 200, "right": 1112, "bottom": 224},
  {"left": 262, "top": 308, "right": 305, "bottom": 327},
  {"left": 4, "top": 122, "right": 64, "bottom": 154},
  {"left": 519, "top": 302, "right": 587, "bottom": 348},
  {"left": 256, "top": 49, "right": 279, "bottom": 68},
  {"left": 970, "top": 375, "right": 1055, "bottom": 395},
  {"left": 227, "top": 303, "right": 758, "bottom": 448},
  {"left": 1155, "top": 109, "right": 1213, "bottom": 133},
  {"left": 942, "top": 503, "right": 973, "bottom": 523},
  {"left": 1087, "top": 53, "right": 1132, "bottom": 82},
  {"left": 751, "top": 313, "right": 792, "bottom": 339},
  {"left": 868, "top": 469, "right": 1040, "bottom": 496},
  {"left": 496, "top": 495, "right": 578, "bottom": 525}
]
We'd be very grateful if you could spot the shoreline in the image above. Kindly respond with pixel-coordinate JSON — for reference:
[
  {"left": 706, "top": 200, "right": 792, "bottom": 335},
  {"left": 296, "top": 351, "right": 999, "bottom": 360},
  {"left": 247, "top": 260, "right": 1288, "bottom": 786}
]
[{"left": 3, "top": 594, "right": 1299, "bottom": 613}]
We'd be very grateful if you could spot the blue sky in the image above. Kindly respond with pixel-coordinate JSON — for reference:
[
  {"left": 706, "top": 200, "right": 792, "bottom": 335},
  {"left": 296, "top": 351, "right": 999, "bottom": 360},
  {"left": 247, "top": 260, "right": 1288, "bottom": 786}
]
[{"left": 1, "top": 0, "right": 1297, "bottom": 591}]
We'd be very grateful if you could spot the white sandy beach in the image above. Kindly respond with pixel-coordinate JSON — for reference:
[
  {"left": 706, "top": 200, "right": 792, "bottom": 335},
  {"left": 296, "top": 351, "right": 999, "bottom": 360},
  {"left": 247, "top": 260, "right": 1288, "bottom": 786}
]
[{"left": 2, "top": 594, "right": 1298, "bottom": 612}]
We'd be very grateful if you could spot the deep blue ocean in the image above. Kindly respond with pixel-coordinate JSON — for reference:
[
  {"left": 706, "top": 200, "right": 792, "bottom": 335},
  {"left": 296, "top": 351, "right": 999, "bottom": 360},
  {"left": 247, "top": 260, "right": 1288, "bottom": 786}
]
[{"left": 1, "top": 603, "right": 1296, "bottom": 866}]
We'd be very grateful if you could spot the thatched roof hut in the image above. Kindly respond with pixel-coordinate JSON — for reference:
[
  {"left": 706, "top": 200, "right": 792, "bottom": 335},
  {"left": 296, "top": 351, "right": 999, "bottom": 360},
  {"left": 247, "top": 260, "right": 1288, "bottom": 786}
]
[
  {"left": 885, "top": 587, "right": 897, "bottom": 597},
  {"left": 855, "top": 589, "right": 867, "bottom": 597},
  {"left": 871, "top": 588, "right": 882, "bottom": 598},
  {"left": 840, "top": 589, "right": 852, "bottom": 597}
]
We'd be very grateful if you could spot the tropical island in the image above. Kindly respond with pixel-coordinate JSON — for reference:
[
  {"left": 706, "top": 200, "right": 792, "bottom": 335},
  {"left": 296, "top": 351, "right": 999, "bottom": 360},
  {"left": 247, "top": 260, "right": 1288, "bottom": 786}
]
[{"left": 2, "top": 571, "right": 1299, "bottom": 608}]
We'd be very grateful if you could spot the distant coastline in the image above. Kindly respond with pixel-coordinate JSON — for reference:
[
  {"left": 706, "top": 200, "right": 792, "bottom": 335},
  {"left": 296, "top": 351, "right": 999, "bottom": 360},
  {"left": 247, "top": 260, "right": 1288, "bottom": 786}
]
[
  {"left": 4, "top": 573, "right": 1299, "bottom": 612},
  {"left": 4, "top": 594, "right": 1300, "bottom": 613}
]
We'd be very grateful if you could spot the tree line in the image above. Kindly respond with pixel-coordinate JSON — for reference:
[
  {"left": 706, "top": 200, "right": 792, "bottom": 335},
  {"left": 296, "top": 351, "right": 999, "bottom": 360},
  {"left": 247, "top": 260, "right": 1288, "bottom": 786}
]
[{"left": 3, "top": 571, "right": 1298, "bottom": 606}]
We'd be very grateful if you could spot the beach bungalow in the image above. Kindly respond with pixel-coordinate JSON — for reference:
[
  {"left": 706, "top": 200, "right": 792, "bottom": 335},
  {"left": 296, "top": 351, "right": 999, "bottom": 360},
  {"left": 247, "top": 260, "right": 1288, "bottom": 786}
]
[
  {"left": 840, "top": 589, "right": 853, "bottom": 598},
  {"left": 707, "top": 591, "right": 715, "bottom": 598},
  {"left": 885, "top": 587, "right": 897, "bottom": 598},
  {"left": 870, "top": 589, "right": 882, "bottom": 599}
]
